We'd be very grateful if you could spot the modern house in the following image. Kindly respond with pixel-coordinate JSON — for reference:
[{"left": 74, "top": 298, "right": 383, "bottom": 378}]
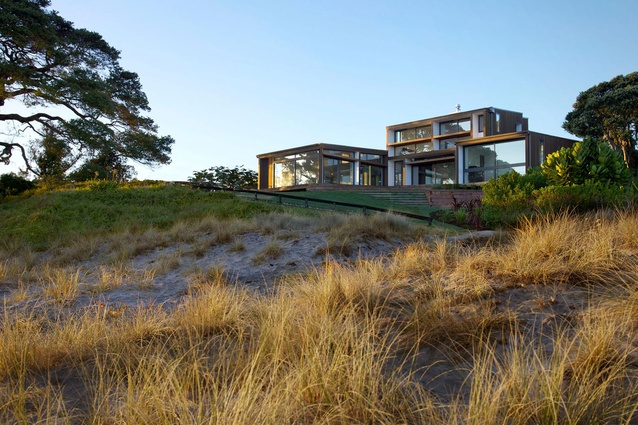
[
  {"left": 257, "top": 143, "right": 387, "bottom": 190},
  {"left": 257, "top": 107, "right": 577, "bottom": 189}
]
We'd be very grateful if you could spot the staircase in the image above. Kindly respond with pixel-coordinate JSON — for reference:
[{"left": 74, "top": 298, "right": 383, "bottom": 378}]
[{"left": 359, "top": 189, "right": 430, "bottom": 207}]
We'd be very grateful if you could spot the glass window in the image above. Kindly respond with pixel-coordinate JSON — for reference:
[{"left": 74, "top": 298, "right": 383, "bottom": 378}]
[
  {"left": 359, "top": 164, "right": 384, "bottom": 186},
  {"left": 440, "top": 119, "right": 471, "bottom": 135},
  {"left": 465, "top": 144, "right": 496, "bottom": 169},
  {"left": 325, "top": 150, "right": 353, "bottom": 157},
  {"left": 271, "top": 150, "right": 320, "bottom": 187},
  {"left": 478, "top": 115, "right": 484, "bottom": 133},
  {"left": 495, "top": 139, "right": 525, "bottom": 166},
  {"left": 458, "top": 118, "right": 471, "bottom": 132},
  {"left": 340, "top": 160, "right": 354, "bottom": 184},
  {"left": 399, "top": 145, "right": 415, "bottom": 155},
  {"left": 395, "top": 128, "right": 416, "bottom": 142},
  {"left": 394, "top": 161, "right": 404, "bottom": 186},
  {"left": 323, "top": 158, "right": 339, "bottom": 184},
  {"left": 415, "top": 141, "right": 433, "bottom": 153},
  {"left": 323, "top": 158, "right": 353, "bottom": 185},
  {"left": 416, "top": 161, "right": 455, "bottom": 185},
  {"left": 463, "top": 139, "right": 526, "bottom": 183},
  {"left": 416, "top": 125, "right": 432, "bottom": 138},
  {"left": 295, "top": 151, "right": 319, "bottom": 185},
  {"left": 360, "top": 153, "right": 382, "bottom": 162},
  {"left": 396, "top": 126, "right": 431, "bottom": 143}
]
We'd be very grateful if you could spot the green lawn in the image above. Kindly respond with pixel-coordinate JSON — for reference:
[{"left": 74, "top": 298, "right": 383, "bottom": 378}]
[{"left": 238, "top": 190, "right": 443, "bottom": 216}]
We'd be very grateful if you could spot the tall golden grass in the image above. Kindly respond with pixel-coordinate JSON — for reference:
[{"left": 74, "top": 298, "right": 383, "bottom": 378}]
[{"left": 1, "top": 210, "right": 637, "bottom": 423}]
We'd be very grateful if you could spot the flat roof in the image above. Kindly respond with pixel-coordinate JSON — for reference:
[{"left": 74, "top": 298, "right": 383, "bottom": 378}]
[
  {"left": 257, "top": 142, "right": 387, "bottom": 158},
  {"left": 386, "top": 106, "right": 525, "bottom": 130}
]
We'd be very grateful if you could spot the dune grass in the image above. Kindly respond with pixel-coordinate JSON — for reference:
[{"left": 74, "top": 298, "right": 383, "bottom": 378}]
[{"left": 1, "top": 186, "right": 637, "bottom": 423}]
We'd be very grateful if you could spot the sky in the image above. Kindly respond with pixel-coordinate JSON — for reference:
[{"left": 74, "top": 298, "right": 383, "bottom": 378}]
[{"left": 5, "top": 0, "right": 638, "bottom": 181}]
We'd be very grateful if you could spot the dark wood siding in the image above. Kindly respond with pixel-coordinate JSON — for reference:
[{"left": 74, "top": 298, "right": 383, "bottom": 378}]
[
  {"left": 528, "top": 132, "right": 578, "bottom": 167},
  {"left": 492, "top": 109, "right": 527, "bottom": 135},
  {"left": 258, "top": 158, "right": 270, "bottom": 190}
]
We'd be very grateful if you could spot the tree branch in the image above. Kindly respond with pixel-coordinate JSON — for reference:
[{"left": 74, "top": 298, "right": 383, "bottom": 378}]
[
  {"left": 0, "top": 112, "right": 66, "bottom": 124},
  {"left": 0, "top": 141, "right": 39, "bottom": 175}
]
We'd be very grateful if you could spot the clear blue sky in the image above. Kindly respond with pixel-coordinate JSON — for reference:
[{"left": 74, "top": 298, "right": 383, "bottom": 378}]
[{"left": 10, "top": 0, "right": 638, "bottom": 180}]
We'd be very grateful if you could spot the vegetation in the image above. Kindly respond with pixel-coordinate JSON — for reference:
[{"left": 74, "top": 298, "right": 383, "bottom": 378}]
[
  {"left": 0, "top": 185, "right": 636, "bottom": 423},
  {"left": 542, "top": 137, "right": 631, "bottom": 186},
  {"left": 0, "top": 182, "right": 280, "bottom": 251},
  {"left": 563, "top": 72, "right": 638, "bottom": 169},
  {"left": 189, "top": 165, "right": 258, "bottom": 189},
  {"left": 0, "top": 0, "right": 174, "bottom": 177},
  {"left": 480, "top": 138, "right": 638, "bottom": 227},
  {"left": 0, "top": 173, "right": 34, "bottom": 198}
]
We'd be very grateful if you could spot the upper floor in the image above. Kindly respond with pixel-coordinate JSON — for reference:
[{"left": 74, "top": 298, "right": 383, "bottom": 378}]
[{"left": 386, "top": 107, "right": 529, "bottom": 159}]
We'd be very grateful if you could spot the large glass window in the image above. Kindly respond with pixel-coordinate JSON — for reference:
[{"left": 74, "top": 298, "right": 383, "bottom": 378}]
[
  {"left": 440, "top": 118, "right": 471, "bottom": 135},
  {"left": 463, "top": 139, "right": 526, "bottom": 183},
  {"left": 273, "top": 151, "right": 319, "bottom": 187},
  {"left": 415, "top": 161, "right": 455, "bottom": 185},
  {"left": 397, "top": 141, "right": 434, "bottom": 156},
  {"left": 395, "top": 125, "right": 432, "bottom": 143},
  {"left": 359, "top": 164, "right": 384, "bottom": 186},
  {"left": 323, "top": 158, "right": 354, "bottom": 185}
]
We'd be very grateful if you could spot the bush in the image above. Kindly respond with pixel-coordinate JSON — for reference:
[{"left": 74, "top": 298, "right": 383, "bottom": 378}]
[
  {"left": 480, "top": 168, "right": 547, "bottom": 228},
  {"left": 482, "top": 168, "right": 547, "bottom": 210},
  {"left": 0, "top": 173, "right": 34, "bottom": 197},
  {"left": 542, "top": 137, "right": 631, "bottom": 186},
  {"left": 535, "top": 181, "right": 636, "bottom": 213}
]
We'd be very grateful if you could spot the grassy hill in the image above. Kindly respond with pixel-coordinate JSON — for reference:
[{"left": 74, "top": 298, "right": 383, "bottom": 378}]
[{"left": 0, "top": 184, "right": 637, "bottom": 423}]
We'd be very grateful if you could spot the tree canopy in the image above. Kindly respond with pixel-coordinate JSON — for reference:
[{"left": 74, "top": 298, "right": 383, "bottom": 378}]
[
  {"left": 0, "top": 0, "right": 174, "bottom": 176},
  {"left": 189, "top": 165, "right": 258, "bottom": 190},
  {"left": 563, "top": 72, "right": 638, "bottom": 170}
]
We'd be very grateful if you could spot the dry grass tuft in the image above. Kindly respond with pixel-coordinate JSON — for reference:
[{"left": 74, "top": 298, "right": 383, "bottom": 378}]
[
  {"left": 40, "top": 266, "right": 82, "bottom": 304},
  {"left": 252, "top": 239, "right": 284, "bottom": 265},
  {"left": 186, "top": 264, "right": 229, "bottom": 294}
]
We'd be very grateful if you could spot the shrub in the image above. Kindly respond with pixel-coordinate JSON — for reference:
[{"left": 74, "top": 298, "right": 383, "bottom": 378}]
[
  {"left": 535, "top": 181, "right": 635, "bottom": 213},
  {"left": 542, "top": 137, "right": 631, "bottom": 186},
  {"left": 482, "top": 168, "right": 547, "bottom": 210},
  {"left": 0, "top": 173, "right": 34, "bottom": 197},
  {"left": 481, "top": 168, "right": 547, "bottom": 228}
]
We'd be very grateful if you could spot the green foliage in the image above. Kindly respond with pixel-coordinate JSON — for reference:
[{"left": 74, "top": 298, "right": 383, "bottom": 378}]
[
  {"left": 0, "top": 0, "right": 174, "bottom": 175},
  {"left": 535, "top": 182, "right": 635, "bottom": 213},
  {"left": 68, "top": 148, "right": 136, "bottom": 182},
  {"left": 0, "top": 185, "right": 282, "bottom": 250},
  {"left": 563, "top": 72, "right": 638, "bottom": 169},
  {"left": 32, "top": 130, "right": 74, "bottom": 183},
  {"left": 482, "top": 168, "right": 547, "bottom": 209},
  {"left": 0, "top": 173, "right": 34, "bottom": 198},
  {"left": 189, "top": 165, "right": 257, "bottom": 190},
  {"left": 480, "top": 169, "right": 547, "bottom": 227},
  {"left": 542, "top": 138, "right": 631, "bottom": 186}
]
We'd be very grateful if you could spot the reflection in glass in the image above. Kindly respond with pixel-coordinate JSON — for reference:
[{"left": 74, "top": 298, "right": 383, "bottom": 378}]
[
  {"left": 463, "top": 140, "right": 526, "bottom": 183},
  {"left": 394, "top": 161, "right": 404, "bottom": 186},
  {"left": 495, "top": 139, "right": 525, "bottom": 165},
  {"left": 359, "top": 164, "right": 384, "bottom": 186},
  {"left": 416, "top": 161, "right": 455, "bottom": 184},
  {"left": 323, "top": 158, "right": 353, "bottom": 185}
]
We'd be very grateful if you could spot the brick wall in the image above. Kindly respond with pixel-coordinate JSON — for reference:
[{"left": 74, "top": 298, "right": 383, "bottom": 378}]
[{"left": 426, "top": 189, "right": 483, "bottom": 207}]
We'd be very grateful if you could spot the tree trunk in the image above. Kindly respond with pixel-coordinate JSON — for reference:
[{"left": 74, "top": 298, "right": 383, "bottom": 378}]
[{"left": 621, "top": 143, "right": 635, "bottom": 171}]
